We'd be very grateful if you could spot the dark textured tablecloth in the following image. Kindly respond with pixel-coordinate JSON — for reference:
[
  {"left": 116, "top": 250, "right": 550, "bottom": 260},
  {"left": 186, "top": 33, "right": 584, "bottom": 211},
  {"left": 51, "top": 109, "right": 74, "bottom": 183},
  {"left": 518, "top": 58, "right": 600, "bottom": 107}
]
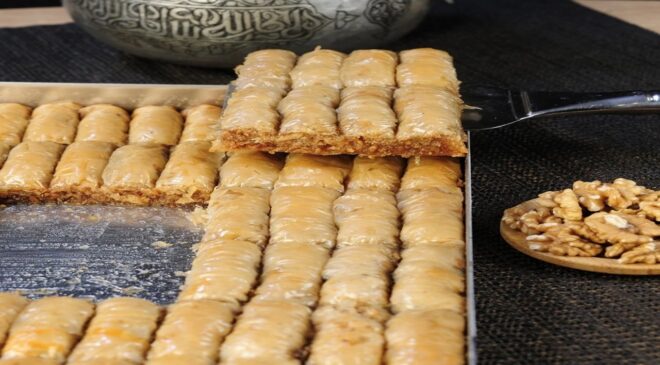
[{"left": 1, "top": 1, "right": 659, "bottom": 364}]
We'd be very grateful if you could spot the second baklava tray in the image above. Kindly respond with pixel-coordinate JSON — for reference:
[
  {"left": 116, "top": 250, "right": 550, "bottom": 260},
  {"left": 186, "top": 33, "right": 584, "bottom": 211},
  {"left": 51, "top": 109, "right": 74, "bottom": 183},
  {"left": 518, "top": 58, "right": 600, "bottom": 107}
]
[{"left": 0, "top": 47, "right": 475, "bottom": 365}]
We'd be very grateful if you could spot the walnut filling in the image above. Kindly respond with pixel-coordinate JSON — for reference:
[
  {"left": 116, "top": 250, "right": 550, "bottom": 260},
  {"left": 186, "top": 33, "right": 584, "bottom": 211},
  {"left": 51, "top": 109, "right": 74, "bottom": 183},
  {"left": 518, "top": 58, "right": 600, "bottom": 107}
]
[{"left": 503, "top": 178, "right": 659, "bottom": 263}]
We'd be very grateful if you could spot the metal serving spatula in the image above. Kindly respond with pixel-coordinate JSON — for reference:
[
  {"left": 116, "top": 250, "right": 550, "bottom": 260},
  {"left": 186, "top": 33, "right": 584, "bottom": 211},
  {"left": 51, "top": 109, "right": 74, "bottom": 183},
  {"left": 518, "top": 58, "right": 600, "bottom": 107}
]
[{"left": 461, "top": 85, "right": 660, "bottom": 130}]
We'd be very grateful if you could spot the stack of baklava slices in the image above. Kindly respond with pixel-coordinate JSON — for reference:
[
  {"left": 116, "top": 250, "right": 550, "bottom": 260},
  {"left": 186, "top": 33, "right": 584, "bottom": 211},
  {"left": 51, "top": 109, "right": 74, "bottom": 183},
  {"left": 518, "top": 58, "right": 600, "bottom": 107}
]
[
  {"left": 215, "top": 47, "right": 466, "bottom": 157},
  {"left": 0, "top": 47, "right": 468, "bottom": 365}
]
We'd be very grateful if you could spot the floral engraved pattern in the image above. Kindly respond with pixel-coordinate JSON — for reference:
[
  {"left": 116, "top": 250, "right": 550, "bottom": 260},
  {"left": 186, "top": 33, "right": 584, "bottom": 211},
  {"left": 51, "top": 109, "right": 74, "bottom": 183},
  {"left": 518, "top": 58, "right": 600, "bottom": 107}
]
[{"left": 364, "top": 0, "right": 411, "bottom": 31}]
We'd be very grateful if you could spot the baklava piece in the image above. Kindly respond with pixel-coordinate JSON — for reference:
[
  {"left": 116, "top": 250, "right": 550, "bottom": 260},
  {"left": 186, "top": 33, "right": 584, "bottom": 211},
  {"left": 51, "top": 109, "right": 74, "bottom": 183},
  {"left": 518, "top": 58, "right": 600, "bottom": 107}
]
[
  {"left": 318, "top": 245, "right": 397, "bottom": 318},
  {"left": 290, "top": 48, "right": 346, "bottom": 89},
  {"left": 179, "top": 104, "right": 222, "bottom": 143},
  {"left": 0, "top": 293, "right": 28, "bottom": 348},
  {"left": 0, "top": 103, "right": 31, "bottom": 147},
  {"left": 390, "top": 260, "right": 465, "bottom": 314},
  {"left": 255, "top": 242, "right": 330, "bottom": 307},
  {"left": 101, "top": 144, "right": 169, "bottom": 205},
  {"left": 67, "top": 297, "right": 162, "bottom": 365},
  {"left": 234, "top": 49, "right": 297, "bottom": 92},
  {"left": 155, "top": 142, "right": 223, "bottom": 205},
  {"left": 0, "top": 297, "right": 93, "bottom": 364},
  {"left": 340, "top": 49, "right": 398, "bottom": 88},
  {"left": 214, "top": 87, "right": 283, "bottom": 151},
  {"left": 23, "top": 102, "right": 81, "bottom": 145},
  {"left": 269, "top": 187, "right": 340, "bottom": 249},
  {"left": 338, "top": 86, "right": 397, "bottom": 140},
  {"left": 128, "top": 106, "right": 183, "bottom": 146},
  {"left": 396, "top": 48, "right": 460, "bottom": 93},
  {"left": 219, "top": 300, "right": 310, "bottom": 365},
  {"left": 397, "top": 188, "right": 464, "bottom": 247},
  {"left": 274, "top": 154, "right": 352, "bottom": 192},
  {"left": 219, "top": 152, "right": 284, "bottom": 190},
  {"left": 74, "top": 104, "right": 130, "bottom": 146},
  {"left": 346, "top": 156, "right": 403, "bottom": 192},
  {"left": 177, "top": 240, "right": 261, "bottom": 308},
  {"left": 146, "top": 300, "right": 234, "bottom": 365},
  {"left": 401, "top": 157, "right": 462, "bottom": 193},
  {"left": 334, "top": 189, "right": 400, "bottom": 247},
  {"left": 203, "top": 187, "right": 271, "bottom": 245},
  {"left": 277, "top": 86, "right": 340, "bottom": 139},
  {"left": 49, "top": 141, "right": 116, "bottom": 203},
  {"left": 308, "top": 307, "right": 385, "bottom": 365},
  {"left": 0, "top": 141, "right": 65, "bottom": 202},
  {"left": 394, "top": 85, "right": 466, "bottom": 157},
  {"left": 385, "top": 309, "right": 465, "bottom": 365}
]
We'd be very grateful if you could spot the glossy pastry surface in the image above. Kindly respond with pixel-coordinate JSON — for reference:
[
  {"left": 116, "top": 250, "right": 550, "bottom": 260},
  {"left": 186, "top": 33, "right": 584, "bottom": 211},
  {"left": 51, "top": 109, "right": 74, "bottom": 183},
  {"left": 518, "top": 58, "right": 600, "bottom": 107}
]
[
  {"left": 0, "top": 103, "right": 31, "bottom": 147},
  {"left": 179, "top": 105, "right": 222, "bottom": 143},
  {"left": 23, "top": 102, "right": 81, "bottom": 145},
  {"left": 128, "top": 106, "right": 183, "bottom": 146},
  {"left": 1, "top": 297, "right": 93, "bottom": 363},
  {"left": 67, "top": 297, "right": 161, "bottom": 365},
  {"left": 0, "top": 141, "right": 64, "bottom": 191},
  {"left": 75, "top": 104, "right": 130, "bottom": 146}
]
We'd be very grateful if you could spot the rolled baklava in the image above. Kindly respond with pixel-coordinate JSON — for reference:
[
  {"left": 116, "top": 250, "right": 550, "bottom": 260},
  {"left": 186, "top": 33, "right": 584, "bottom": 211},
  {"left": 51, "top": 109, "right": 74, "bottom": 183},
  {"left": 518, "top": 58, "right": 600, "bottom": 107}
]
[
  {"left": 219, "top": 152, "right": 284, "bottom": 190},
  {"left": 23, "top": 102, "right": 81, "bottom": 145},
  {"left": 333, "top": 189, "right": 400, "bottom": 247},
  {"left": 277, "top": 86, "right": 340, "bottom": 137},
  {"left": 177, "top": 239, "right": 261, "bottom": 308},
  {"left": 219, "top": 300, "right": 310, "bottom": 365},
  {"left": 49, "top": 141, "right": 116, "bottom": 203},
  {"left": 155, "top": 142, "right": 223, "bottom": 205},
  {"left": 179, "top": 104, "right": 222, "bottom": 143},
  {"left": 203, "top": 187, "right": 271, "bottom": 245},
  {"left": 254, "top": 242, "right": 330, "bottom": 307},
  {"left": 101, "top": 144, "right": 169, "bottom": 205},
  {"left": 274, "top": 154, "right": 352, "bottom": 192},
  {"left": 1, "top": 297, "right": 94, "bottom": 364},
  {"left": 396, "top": 48, "right": 460, "bottom": 93},
  {"left": 75, "top": 104, "right": 130, "bottom": 146},
  {"left": 67, "top": 297, "right": 162, "bottom": 365},
  {"left": 400, "top": 157, "right": 462, "bottom": 193},
  {"left": 308, "top": 306, "right": 386, "bottom": 365},
  {"left": 290, "top": 48, "right": 346, "bottom": 89},
  {"left": 397, "top": 188, "right": 464, "bottom": 247},
  {"left": 0, "top": 141, "right": 65, "bottom": 202},
  {"left": 346, "top": 156, "right": 403, "bottom": 192},
  {"left": 0, "top": 293, "right": 28, "bottom": 348},
  {"left": 0, "top": 103, "right": 31, "bottom": 147},
  {"left": 385, "top": 309, "right": 465, "bottom": 365},
  {"left": 340, "top": 49, "right": 398, "bottom": 88},
  {"left": 146, "top": 300, "right": 234, "bottom": 365},
  {"left": 216, "top": 86, "right": 283, "bottom": 146},
  {"left": 269, "top": 187, "right": 340, "bottom": 249},
  {"left": 394, "top": 85, "right": 465, "bottom": 155},
  {"left": 128, "top": 106, "right": 183, "bottom": 146},
  {"left": 234, "top": 49, "right": 297, "bottom": 92},
  {"left": 337, "top": 86, "right": 397, "bottom": 139}
]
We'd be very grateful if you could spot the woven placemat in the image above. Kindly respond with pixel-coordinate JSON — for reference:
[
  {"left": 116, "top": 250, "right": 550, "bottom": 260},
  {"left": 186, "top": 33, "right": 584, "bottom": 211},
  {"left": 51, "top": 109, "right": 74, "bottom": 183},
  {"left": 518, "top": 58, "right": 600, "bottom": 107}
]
[{"left": 0, "top": 0, "right": 658, "bottom": 363}]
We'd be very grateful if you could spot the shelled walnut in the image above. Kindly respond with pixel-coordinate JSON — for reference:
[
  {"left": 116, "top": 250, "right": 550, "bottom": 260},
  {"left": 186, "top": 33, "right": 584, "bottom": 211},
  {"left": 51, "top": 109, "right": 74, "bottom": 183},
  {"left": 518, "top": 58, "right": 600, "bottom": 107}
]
[{"left": 503, "top": 178, "right": 660, "bottom": 264}]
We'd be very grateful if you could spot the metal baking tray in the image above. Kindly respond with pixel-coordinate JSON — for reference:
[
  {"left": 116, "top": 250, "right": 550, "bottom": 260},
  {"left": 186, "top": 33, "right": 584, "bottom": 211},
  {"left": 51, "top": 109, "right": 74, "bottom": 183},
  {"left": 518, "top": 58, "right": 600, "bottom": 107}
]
[{"left": 0, "top": 82, "right": 477, "bottom": 364}]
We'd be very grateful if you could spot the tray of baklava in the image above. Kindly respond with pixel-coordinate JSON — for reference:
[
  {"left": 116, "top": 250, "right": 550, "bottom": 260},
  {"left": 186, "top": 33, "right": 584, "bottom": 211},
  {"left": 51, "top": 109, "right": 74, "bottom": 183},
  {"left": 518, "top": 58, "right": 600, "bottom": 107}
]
[{"left": 0, "top": 47, "right": 476, "bottom": 365}]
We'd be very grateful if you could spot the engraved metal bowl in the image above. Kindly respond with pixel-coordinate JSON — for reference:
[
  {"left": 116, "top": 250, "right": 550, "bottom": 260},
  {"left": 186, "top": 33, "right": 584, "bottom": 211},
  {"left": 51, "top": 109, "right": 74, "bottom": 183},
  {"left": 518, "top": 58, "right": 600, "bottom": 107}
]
[{"left": 63, "top": 0, "right": 430, "bottom": 68}]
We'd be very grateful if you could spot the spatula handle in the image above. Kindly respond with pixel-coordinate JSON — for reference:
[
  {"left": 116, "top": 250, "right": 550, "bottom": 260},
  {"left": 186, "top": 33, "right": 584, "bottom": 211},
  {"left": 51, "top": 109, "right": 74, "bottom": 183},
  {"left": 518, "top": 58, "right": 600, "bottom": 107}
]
[{"left": 520, "top": 90, "right": 660, "bottom": 119}]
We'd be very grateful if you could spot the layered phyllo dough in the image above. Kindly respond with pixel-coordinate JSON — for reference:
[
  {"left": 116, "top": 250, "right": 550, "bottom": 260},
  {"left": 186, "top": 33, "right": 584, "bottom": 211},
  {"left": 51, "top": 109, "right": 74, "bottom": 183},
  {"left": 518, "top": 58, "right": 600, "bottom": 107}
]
[
  {"left": 67, "top": 298, "right": 162, "bottom": 365},
  {"left": 23, "top": 102, "right": 81, "bottom": 145},
  {"left": 128, "top": 106, "right": 183, "bottom": 146},
  {"left": 75, "top": 104, "right": 129, "bottom": 146}
]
